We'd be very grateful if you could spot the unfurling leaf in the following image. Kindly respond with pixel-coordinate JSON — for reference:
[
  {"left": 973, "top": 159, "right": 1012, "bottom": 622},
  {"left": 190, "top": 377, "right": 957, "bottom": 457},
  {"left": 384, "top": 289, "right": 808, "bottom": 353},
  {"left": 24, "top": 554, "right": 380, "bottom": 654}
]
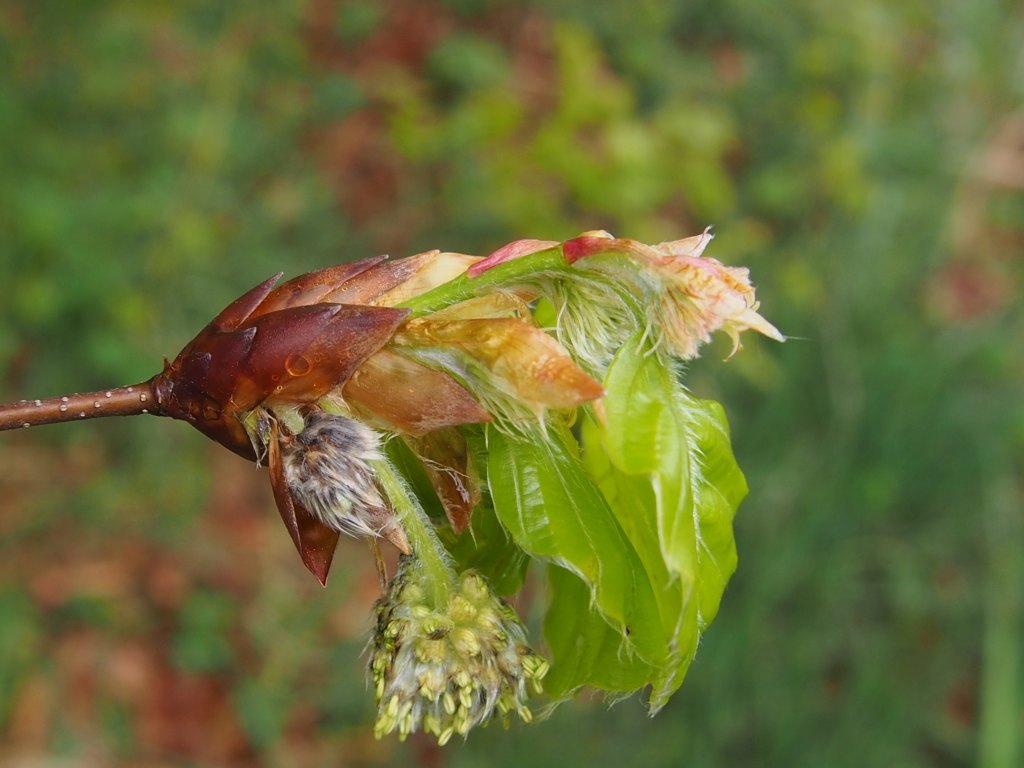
[
  {"left": 481, "top": 330, "right": 748, "bottom": 710},
  {"left": 486, "top": 425, "right": 671, "bottom": 697},
  {"left": 579, "top": 331, "right": 747, "bottom": 707}
]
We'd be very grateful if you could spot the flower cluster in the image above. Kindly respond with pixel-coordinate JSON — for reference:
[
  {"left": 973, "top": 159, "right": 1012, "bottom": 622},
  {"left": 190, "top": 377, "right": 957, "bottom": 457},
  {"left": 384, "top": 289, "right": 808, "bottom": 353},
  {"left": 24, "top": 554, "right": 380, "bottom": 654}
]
[{"left": 369, "top": 559, "right": 548, "bottom": 744}]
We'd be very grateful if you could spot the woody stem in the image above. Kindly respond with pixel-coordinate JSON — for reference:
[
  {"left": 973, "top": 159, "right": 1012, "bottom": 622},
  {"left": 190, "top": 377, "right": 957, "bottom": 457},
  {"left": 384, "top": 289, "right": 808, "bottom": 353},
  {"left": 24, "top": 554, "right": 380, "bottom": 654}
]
[{"left": 0, "top": 378, "right": 162, "bottom": 432}]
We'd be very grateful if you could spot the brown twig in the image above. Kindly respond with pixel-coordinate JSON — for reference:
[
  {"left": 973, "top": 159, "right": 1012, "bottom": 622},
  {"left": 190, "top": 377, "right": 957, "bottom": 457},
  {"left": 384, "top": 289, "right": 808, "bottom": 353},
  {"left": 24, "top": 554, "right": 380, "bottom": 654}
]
[{"left": 0, "top": 378, "right": 162, "bottom": 432}]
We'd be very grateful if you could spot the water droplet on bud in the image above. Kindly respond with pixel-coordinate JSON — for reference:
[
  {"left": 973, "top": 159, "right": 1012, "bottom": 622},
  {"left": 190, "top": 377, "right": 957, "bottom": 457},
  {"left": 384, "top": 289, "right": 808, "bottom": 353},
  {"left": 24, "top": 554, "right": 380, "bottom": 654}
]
[{"left": 285, "top": 354, "right": 313, "bottom": 377}]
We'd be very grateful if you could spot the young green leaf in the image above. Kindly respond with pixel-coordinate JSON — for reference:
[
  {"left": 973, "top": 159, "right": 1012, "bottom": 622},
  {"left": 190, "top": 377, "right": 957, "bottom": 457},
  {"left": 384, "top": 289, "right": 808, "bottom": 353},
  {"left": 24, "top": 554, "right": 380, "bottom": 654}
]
[
  {"left": 601, "top": 333, "right": 746, "bottom": 619},
  {"left": 685, "top": 398, "right": 746, "bottom": 626},
  {"left": 579, "top": 332, "right": 747, "bottom": 708},
  {"left": 580, "top": 416, "right": 698, "bottom": 708},
  {"left": 543, "top": 565, "right": 656, "bottom": 698},
  {"left": 485, "top": 424, "right": 667, "bottom": 678}
]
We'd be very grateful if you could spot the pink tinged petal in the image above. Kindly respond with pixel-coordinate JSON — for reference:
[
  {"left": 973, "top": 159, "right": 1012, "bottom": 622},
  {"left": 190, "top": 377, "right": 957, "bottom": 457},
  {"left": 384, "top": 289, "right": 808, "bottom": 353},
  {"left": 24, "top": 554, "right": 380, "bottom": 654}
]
[
  {"left": 561, "top": 232, "right": 621, "bottom": 264},
  {"left": 561, "top": 231, "right": 685, "bottom": 266},
  {"left": 342, "top": 349, "right": 491, "bottom": 436},
  {"left": 660, "top": 256, "right": 784, "bottom": 358},
  {"left": 653, "top": 226, "right": 715, "bottom": 259},
  {"left": 468, "top": 239, "right": 560, "bottom": 277},
  {"left": 564, "top": 229, "right": 714, "bottom": 268}
]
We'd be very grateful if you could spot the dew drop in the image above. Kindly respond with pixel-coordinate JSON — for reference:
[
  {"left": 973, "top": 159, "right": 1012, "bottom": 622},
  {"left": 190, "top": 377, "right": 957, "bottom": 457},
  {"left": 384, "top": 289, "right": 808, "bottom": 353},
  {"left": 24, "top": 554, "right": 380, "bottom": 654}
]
[
  {"left": 141, "top": 409, "right": 148, "bottom": 414},
  {"left": 34, "top": 399, "right": 42, "bottom": 407},
  {"left": 61, "top": 396, "right": 69, "bottom": 403},
  {"left": 94, "top": 401, "right": 101, "bottom": 408},
  {"left": 79, "top": 412, "right": 86, "bottom": 418},
  {"left": 285, "top": 354, "right": 313, "bottom": 377},
  {"left": 127, "top": 387, "right": 134, "bottom": 393},
  {"left": 22, "top": 422, "right": 30, "bottom": 428},
  {"left": 140, "top": 393, "right": 148, "bottom": 402},
  {"left": 59, "top": 405, "right": 68, "bottom": 412},
  {"left": 105, "top": 391, "right": 112, "bottom": 398}
]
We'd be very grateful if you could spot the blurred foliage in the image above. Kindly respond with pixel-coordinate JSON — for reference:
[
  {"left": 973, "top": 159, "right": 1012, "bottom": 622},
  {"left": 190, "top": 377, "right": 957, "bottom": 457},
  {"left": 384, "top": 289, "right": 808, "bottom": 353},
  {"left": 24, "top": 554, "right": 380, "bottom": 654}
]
[{"left": 1, "top": 0, "right": 1023, "bottom": 766}]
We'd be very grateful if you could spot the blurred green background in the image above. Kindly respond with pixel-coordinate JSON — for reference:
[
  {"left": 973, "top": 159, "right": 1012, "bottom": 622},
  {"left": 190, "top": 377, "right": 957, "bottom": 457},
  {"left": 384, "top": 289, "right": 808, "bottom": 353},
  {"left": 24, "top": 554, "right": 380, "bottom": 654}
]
[{"left": 1, "top": 0, "right": 1022, "bottom": 765}]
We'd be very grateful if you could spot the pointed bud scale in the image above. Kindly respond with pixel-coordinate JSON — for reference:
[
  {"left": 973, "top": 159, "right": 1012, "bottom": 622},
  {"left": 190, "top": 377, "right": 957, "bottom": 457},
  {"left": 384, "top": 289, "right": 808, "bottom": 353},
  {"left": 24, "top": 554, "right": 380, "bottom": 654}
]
[
  {"left": 343, "top": 349, "right": 491, "bottom": 436},
  {"left": 403, "top": 429, "right": 480, "bottom": 533},
  {"left": 267, "top": 419, "right": 341, "bottom": 585},
  {"left": 154, "top": 293, "right": 408, "bottom": 458},
  {"left": 209, "top": 273, "right": 284, "bottom": 332},
  {"left": 321, "top": 252, "right": 446, "bottom": 306},
  {"left": 373, "top": 252, "right": 482, "bottom": 307},
  {"left": 396, "top": 316, "right": 605, "bottom": 416},
  {"left": 233, "top": 304, "right": 410, "bottom": 411},
  {"left": 292, "top": 251, "right": 481, "bottom": 309},
  {"left": 252, "top": 256, "right": 389, "bottom": 315}
]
